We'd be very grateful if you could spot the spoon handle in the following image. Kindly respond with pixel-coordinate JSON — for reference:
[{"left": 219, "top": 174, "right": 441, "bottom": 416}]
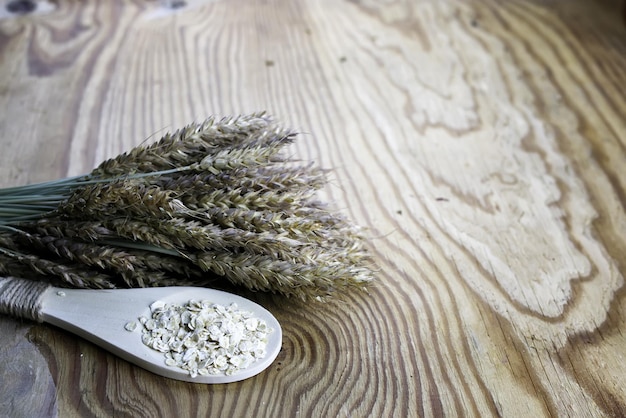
[{"left": 0, "top": 276, "right": 51, "bottom": 322}]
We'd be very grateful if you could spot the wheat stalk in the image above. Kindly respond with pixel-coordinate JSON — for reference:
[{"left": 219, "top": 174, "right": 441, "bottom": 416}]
[{"left": 0, "top": 113, "right": 374, "bottom": 299}]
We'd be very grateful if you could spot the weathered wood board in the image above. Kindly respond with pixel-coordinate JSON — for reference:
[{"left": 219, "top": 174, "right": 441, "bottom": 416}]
[{"left": 0, "top": 0, "right": 625, "bottom": 416}]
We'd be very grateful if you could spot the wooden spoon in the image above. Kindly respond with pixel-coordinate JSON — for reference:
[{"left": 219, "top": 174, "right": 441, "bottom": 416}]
[{"left": 0, "top": 277, "right": 282, "bottom": 384}]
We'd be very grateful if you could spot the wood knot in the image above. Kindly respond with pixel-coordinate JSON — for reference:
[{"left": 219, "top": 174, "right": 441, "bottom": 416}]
[
  {"left": 163, "top": 0, "right": 187, "bottom": 9},
  {"left": 6, "top": 0, "right": 37, "bottom": 14}
]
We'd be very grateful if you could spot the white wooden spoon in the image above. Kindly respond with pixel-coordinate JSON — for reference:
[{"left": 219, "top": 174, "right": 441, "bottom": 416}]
[{"left": 0, "top": 276, "right": 282, "bottom": 384}]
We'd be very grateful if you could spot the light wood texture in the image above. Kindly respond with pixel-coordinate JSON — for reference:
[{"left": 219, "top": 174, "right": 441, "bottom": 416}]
[{"left": 0, "top": 0, "right": 625, "bottom": 416}]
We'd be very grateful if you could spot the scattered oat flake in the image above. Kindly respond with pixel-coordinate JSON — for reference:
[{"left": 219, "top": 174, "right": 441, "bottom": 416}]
[
  {"left": 124, "top": 321, "right": 138, "bottom": 332},
  {"left": 129, "top": 299, "right": 272, "bottom": 377}
]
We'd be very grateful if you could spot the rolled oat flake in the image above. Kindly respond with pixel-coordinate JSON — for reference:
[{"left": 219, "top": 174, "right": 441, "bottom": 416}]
[{"left": 127, "top": 299, "right": 272, "bottom": 378}]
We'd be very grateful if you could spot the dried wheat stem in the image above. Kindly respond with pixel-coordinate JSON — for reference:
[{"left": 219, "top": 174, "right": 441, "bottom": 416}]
[
  {"left": 56, "top": 180, "right": 180, "bottom": 219},
  {"left": 91, "top": 113, "right": 280, "bottom": 177},
  {"left": 193, "top": 250, "right": 372, "bottom": 299},
  {"left": 0, "top": 113, "right": 375, "bottom": 298},
  {"left": 0, "top": 247, "right": 116, "bottom": 288}
]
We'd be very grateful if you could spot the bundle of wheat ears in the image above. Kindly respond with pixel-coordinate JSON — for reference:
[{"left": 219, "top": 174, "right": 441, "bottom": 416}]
[{"left": 0, "top": 113, "right": 373, "bottom": 300}]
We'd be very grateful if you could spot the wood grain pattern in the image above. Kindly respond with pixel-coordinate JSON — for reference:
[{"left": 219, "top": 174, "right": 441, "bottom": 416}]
[{"left": 1, "top": 0, "right": 625, "bottom": 416}]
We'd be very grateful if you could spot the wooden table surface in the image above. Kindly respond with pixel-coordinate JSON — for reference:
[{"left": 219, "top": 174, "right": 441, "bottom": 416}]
[{"left": 1, "top": 0, "right": 625, "bottom": 416}]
